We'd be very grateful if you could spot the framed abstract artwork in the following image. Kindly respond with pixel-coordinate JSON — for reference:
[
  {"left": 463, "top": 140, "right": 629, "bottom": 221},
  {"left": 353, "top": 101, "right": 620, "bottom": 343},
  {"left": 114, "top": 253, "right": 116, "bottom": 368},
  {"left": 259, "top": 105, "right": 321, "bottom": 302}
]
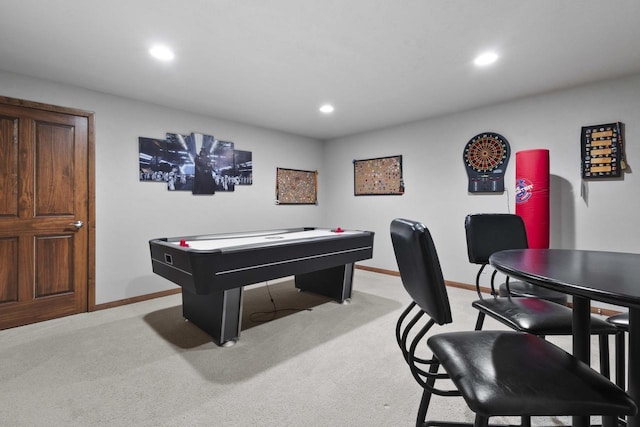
[
  {"left": 354, "top": 155, "right": 404, "bottom": 195},
  {"left": 275, "top": 167, "right": 318, "bottom": 205}
]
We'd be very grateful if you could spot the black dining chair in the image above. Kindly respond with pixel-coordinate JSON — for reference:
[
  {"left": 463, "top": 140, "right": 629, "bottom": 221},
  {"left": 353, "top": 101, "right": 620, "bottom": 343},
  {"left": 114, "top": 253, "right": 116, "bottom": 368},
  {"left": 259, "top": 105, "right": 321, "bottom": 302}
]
[
  {"left": 390, "top": 218, "right": 636, "bottom": 427},
  {"left": 466, "top": 213, "right": 567, "bottom": 304},
  {"left": 607, "top": 312, "right": 629, "bottom": 389},
  {"left": 465, "top": 213, "right": 617, "bottom": 377}
]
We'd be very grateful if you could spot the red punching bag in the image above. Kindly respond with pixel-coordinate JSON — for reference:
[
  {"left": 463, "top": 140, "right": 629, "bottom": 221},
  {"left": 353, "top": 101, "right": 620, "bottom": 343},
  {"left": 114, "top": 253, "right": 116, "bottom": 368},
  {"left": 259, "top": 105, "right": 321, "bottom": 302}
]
[{"left": 515, "top": 149, "right": 550, "bottom": 249}]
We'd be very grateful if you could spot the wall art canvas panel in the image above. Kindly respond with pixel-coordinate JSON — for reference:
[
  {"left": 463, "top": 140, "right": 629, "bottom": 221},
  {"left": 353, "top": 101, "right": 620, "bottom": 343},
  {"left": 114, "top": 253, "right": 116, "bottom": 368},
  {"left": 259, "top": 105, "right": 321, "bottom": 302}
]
[
  {"left": 164, "top": 132, "right": 196, "bottom": 191},
  {"left": 139, "top": 137, "right": 171, "bottom": 182},
  {"left": 139, "top": 131, "right": 251, "bottom": 196},
  {"left": 212, "top": 139, "right": 236, "bottom": 192},
  {"left": 234, "top": 150, "right": 253, "bottom": 185},
  {"left": 191, "top": 132, "right": 217, "bottom": 195},
  {"left": 354, "top": 155, "right": 404, "bottom": 195},
  {"left": 275, "top": 168, "right": 318, "bottom": 205}
]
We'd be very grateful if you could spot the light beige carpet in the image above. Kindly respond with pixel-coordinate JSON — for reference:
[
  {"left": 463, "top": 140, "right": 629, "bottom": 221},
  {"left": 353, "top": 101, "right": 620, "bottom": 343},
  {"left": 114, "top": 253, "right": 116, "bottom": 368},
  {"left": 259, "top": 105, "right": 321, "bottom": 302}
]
[{"left": 0, "top": 270, "right": 614, "bottom": 426}]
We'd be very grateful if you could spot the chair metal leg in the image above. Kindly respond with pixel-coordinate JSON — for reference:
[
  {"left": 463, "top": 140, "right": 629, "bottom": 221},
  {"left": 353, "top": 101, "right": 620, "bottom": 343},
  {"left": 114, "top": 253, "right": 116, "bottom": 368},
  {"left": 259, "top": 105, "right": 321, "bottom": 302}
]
[
  {"left": 599, "top": 334, "right": 611, "bottom": 379},
  {"left": 416, "top": 388, "right": 432, "bottom": 427},
  {"left": 473, "top": 415, "right": 489, "bottom": 427},
  {"left": 474, "top": 312, "right": 485, "bottom": 331},
  {"left": 615, "top": 330, "right": 626, "bottom": 388},
  {"left": 602, "top": 415, "right": 619, "bottom": 427},
  {"left": 416, "top": 361, "right": 440, "bottom": 427}
]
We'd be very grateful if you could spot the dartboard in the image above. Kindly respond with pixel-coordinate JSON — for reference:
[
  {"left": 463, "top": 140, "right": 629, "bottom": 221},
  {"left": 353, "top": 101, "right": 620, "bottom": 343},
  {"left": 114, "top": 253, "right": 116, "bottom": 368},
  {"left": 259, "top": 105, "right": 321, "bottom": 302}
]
[
  {"left": 463, "top": 132, "right": 511, "bottom": 193},
  {"left": 464, "top": 133, "right": 509, "bottom": 172}
]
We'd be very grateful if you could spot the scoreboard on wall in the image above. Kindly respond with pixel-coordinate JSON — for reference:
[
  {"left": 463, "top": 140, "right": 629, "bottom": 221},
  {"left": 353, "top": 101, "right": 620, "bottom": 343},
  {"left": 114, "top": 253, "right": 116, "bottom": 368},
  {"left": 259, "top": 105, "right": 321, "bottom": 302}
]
[{"left": 581, "top": 122, "right": 625, "bottom": 179}]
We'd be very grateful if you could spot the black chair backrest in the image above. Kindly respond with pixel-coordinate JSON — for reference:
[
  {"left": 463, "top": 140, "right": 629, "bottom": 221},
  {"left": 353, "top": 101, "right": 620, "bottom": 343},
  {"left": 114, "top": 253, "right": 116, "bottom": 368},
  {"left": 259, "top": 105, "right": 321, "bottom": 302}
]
[
  {"left": 465, "top": 214, "right": 528, "bottom": 265},
  {"left": 390, "top": 218, "right": 452, "bottom": 325}
]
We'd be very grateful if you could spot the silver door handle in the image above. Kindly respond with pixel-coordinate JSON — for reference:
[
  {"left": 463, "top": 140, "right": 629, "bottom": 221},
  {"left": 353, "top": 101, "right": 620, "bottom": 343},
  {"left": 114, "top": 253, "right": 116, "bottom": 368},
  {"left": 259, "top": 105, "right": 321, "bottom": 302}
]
[{"left": 68, "top": 220, "right": 84, "bottom": 229}]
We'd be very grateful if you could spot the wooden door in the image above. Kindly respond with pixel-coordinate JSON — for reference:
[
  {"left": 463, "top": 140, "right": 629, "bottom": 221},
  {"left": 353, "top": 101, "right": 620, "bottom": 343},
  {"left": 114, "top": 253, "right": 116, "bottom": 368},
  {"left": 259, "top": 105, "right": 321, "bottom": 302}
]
[{"left": 0, "top": 97, "right": 94, "bottom": 329}]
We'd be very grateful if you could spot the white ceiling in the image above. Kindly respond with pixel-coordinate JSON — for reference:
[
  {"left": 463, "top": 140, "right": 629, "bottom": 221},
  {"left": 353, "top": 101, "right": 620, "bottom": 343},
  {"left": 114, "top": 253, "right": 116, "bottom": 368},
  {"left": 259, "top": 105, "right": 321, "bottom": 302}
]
[{"left": 2, "top": 1, "right": 640, "bottom": 140}]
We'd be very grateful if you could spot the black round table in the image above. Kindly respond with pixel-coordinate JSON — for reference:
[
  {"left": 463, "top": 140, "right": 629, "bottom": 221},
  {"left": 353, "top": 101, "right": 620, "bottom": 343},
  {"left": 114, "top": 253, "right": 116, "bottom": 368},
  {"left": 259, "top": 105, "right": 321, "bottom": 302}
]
[{"left": 490, "top": 248, "right": 640, "bottom": 427}]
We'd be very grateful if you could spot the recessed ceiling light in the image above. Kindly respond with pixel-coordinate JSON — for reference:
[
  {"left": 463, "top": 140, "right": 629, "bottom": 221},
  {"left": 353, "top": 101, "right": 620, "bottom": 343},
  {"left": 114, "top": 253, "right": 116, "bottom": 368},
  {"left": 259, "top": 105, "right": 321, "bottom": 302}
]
[
  {"left": 149, "top": 45, "right": 175, "bottom": 62},
  {"left": 319, "top": 104, "right": 335, "bottom": 114},
  {"left": 474, "top": 52, "right": 498, "bottom": 66}
]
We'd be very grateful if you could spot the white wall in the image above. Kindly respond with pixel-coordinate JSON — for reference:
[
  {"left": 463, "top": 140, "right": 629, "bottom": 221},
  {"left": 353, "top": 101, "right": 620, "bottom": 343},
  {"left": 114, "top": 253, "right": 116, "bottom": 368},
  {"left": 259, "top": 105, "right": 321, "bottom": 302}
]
[
  {"left": 0, "top": 71, "right": 326, "bottom": 304},
  {"left": 323, "top": 73, "right": 640, "bottom": 292},
  {"left": 3, "top": 70, "right": 639, "bottom": 306}
]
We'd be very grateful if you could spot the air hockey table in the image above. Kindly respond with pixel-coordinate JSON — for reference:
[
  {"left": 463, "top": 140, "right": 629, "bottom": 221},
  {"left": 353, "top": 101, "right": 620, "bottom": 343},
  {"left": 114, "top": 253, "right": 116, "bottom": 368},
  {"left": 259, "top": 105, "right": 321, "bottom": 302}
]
[{"left": 149, "top": 227, "right": 375, "bottom": 346}]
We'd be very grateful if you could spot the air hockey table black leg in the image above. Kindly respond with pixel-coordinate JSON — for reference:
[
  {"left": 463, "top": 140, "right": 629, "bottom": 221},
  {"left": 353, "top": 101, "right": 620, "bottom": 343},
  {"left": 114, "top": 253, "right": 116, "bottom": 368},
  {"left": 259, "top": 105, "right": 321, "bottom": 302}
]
[
  {"left": 295, "top": 263, "right": 354, "bottom": 303},
  {"left": 181, "top": 287, "right": 243, "bottom": 346}
]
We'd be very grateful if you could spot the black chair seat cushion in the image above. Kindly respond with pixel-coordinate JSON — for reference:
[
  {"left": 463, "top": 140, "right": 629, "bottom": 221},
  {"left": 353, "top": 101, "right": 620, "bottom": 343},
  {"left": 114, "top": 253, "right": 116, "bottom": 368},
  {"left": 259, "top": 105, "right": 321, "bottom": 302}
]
[
  {"left": 498, "top": 280, "right": 568, "bottom": 305},
  {"left": 607, "top": 312, "right": 629, "bottom": 331},
  {"left": 427, "top": 330, "right": 637, "bottom": 416},
  {"left": 472, "top": 297, "right": 617, "bottom": 336}
]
